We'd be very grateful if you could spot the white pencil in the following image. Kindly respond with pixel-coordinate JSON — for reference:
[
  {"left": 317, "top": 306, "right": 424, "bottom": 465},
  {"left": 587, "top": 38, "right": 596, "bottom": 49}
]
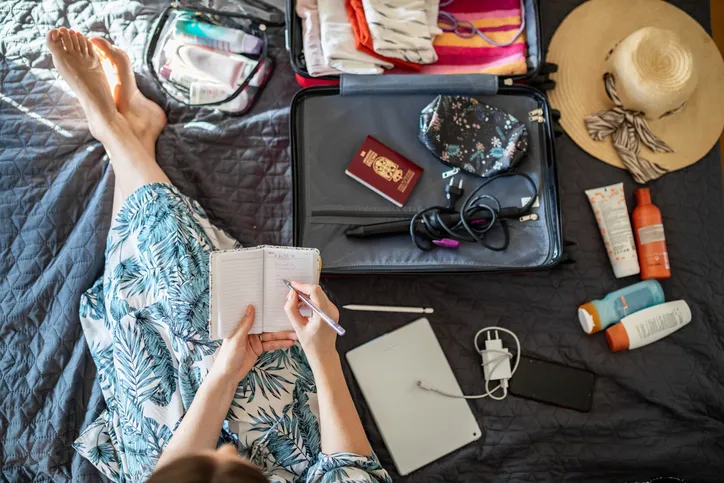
[{"left": 343, "top": 305, "right": 434, "bottom": 314}]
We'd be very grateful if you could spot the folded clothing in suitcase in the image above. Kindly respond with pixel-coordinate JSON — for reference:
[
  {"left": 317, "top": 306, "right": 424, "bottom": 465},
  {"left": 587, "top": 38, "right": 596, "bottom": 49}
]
[
  {"left": 285, "top": 0, "right": 543, "bottom": 87},
  {"left": 291, "top": 74, "right": 561, "bottom": 273}
]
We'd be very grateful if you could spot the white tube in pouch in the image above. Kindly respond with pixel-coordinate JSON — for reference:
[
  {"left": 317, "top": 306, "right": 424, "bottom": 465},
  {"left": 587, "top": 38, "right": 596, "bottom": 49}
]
[
  {"left": 160, "top": 62, "right": 211, "bottom": 90},
  {"left": 585, "top": 183, "right": 640, "bottom": 278},
  {"left": 178, "top": 45, "right": 251, "bottom": 91},
  {"left": 190, "top": 82, "right": 250, "bottom": 112},
  {"left": 189, "top": 83, "right": 230, "bottom": 104},
  {"left": 605, "top": 300, "right": 692, "bottom": 352}
]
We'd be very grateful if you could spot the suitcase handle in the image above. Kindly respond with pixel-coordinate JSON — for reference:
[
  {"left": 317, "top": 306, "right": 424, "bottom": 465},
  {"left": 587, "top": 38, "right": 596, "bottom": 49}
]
[{"left": 340, "top": 74, "right": 499, "bottom": 96}]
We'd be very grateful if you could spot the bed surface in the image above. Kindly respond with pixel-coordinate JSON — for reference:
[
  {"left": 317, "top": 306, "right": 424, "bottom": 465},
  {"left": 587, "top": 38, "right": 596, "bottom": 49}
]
[{"left": 1, "top": 0, "right": 723, "bottom": 481}]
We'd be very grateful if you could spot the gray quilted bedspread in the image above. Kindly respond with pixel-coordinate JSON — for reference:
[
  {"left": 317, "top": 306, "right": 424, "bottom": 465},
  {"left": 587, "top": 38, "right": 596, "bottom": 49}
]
[{"left": 1, "top": 0, "right": 723, "bottom": 481}]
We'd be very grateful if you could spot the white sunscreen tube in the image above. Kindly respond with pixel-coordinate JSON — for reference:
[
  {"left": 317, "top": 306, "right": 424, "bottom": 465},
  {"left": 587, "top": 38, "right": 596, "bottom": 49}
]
[
  {"left": 606, "top": 300, "right": 691, "bottom": 352},
  {"left": 190, "top": 83, "right": 250, "bottom": 112},
  {"left": 585, "top": 183, "right": 640, "bottom": 278},
  {"left": 178, "top": 45, "right": 255, "bottom": 92}
]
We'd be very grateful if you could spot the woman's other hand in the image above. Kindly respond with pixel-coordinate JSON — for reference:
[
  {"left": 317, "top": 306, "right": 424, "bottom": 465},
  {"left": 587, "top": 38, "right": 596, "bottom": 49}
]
[
  {"left": 284, "top": 283, "right": 373, "bottom": 457},
  {"left": 284, "top": 282, "right": 340, "bottom": 368},
  {"left": 213, "top": 305, "right": 297, "bottom": 384}
]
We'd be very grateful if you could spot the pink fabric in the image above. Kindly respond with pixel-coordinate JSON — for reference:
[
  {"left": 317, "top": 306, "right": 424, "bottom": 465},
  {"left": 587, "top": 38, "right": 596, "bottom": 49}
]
[
  {"left": 420, "top": 54, "right": 525, "bottom": 74},
  {"left": 433, "top": 44, "right": 527, "bottom": 66},
  {"left": 450, "top": 10, "right": 521, "bottom": 21},
  {"left": 420, "top": 0, "right": 528, "bottom": 76},
  {"left": 451, "top": 0, "right": 521, "bottom": 10}
]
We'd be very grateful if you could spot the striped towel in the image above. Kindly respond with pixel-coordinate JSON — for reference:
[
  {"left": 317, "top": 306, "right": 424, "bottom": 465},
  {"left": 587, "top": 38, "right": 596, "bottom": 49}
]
[{"left": 420, "top": 0, "right": 528, "bottom": 76}]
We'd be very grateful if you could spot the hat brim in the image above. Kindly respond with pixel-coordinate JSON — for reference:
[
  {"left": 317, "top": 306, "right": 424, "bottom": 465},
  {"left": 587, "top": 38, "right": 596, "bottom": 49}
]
[{"left": 547, "top": 0, "right": 724, "bottom": 172}]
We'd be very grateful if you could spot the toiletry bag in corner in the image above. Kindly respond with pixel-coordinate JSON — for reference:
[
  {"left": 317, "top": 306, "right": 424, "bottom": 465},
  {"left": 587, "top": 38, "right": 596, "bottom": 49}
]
[{"left": 145, "top": 0, "right": 284, "bottom": 114}]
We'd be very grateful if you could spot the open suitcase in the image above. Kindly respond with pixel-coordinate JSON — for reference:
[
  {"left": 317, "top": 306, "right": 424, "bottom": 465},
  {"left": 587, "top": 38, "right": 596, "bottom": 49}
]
[
  {"left": 287, "top": 1, "right": 562, "bottom": 274},
  {"left": 290, "top": 75, "right": 561, "bottom": 274}
]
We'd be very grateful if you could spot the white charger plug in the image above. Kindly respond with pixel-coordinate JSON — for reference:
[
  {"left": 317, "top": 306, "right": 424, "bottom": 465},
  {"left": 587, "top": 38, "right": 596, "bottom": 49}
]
[
  {"left": 481, "top": 331, "right": 512, "bottom": 389},
  {"left": 417, "top": 326, "right": 520, "bottom": 401}
]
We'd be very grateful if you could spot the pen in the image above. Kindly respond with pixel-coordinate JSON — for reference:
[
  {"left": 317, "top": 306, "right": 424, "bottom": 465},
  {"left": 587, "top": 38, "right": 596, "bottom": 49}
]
[
  {"left": 343, "top": 304, "right": 434, "bottom": 314},
  {"left": 283, "top": 279, "right": 346, "bottom": 336}
]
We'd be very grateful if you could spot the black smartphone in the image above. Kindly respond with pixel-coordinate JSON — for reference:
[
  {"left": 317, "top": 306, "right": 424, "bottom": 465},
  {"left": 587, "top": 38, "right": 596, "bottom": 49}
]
[{"left": 508, "top": 356, "right": 595, "bottom": 412}]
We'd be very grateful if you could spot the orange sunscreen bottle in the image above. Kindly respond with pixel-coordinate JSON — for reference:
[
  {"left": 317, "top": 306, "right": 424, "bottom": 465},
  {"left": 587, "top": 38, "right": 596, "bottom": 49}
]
[{"left": 632, "top": 188, "right": 670, "bottom": 280}]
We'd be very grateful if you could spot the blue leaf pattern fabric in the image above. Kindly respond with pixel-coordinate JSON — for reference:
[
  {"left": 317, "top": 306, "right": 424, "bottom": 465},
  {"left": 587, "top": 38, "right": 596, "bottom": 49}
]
[{"left": 73, "top": 183, "right": 390, "bottom": 483}]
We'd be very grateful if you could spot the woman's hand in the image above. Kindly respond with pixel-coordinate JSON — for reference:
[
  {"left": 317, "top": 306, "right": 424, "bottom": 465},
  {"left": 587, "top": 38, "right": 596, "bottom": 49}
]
[
  {"left": 212, "top": 305, "right": 298, "bottom": 384},
  {"left": 159, "top": 304, "right": 297, "bottom": 469},
  {"left": 284, "top": 284, "right": 372, "bottom": 457},
  {"left": 284, "top": 282, "right": 340, "bottom": 368}
]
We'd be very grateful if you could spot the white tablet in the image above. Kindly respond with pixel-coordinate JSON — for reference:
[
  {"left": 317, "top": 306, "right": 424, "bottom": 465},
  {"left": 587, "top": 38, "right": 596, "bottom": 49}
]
[{"left": 346, "top": 317, "right": 482, "bottom": 476}]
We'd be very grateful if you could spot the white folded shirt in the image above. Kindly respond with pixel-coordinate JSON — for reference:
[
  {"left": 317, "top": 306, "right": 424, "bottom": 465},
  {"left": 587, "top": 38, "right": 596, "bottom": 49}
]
[
  {"left": 362, "top": 0, "right": 438, "bottom": 64},
  {"left": 296, "top": 0, "right": 342, "bottom": 77},
  {"left": 318, "top": 0, "right": 392, "bottom": 74}
]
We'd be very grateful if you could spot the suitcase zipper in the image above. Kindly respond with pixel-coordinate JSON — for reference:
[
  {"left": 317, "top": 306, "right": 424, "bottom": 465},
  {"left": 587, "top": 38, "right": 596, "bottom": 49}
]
[
  {"left": 311, "top": 210, "right": 415, "bottom": 218},
  {"left": 528, "top": 108, "right": 545, "bottom": 123}
]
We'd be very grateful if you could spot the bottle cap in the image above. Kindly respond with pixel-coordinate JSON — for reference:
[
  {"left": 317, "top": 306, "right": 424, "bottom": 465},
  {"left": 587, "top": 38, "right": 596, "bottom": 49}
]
[
  {"left": 578, "top": 303, "right": 601, "bottom": 334},
  {"left": 605, "top": 323, "right": 630, "bottom": 352},
  {"left": 241, "top": 33, "right": 263, "bottom": 55},
  {"left": 635, "top": 188, "right": 652, "bottom": 205},
  {"left": 159, "top": 64, "right": 172, "bottom": 80}
]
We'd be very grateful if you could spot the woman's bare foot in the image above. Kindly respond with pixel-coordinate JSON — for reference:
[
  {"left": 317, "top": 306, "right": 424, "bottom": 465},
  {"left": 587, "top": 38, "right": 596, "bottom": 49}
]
[
  {"left": 89, "top": 37, "right": 167, "bottom": 155},
  {"left": 47, "top": 28, "right": 172, "bottom": 208},
  {"left": 46, "top": 28, "right": 124, "bottom": 142}
]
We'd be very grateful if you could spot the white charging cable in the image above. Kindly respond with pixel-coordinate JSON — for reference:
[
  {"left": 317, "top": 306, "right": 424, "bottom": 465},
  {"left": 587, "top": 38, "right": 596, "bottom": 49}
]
[{"left": 417, "top": 327, "right": 521, "bottom": 400}]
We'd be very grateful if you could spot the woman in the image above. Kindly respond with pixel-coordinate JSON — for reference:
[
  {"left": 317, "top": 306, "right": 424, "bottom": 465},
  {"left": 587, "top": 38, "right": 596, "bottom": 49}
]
[{"left": 45, "top": 27, "right": 390, "bottom": 482}]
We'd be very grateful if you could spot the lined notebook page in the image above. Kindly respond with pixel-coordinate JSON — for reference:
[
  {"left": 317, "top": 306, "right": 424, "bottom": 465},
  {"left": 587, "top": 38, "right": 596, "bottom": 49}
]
[
  {"left": 211, "top": 249, "right": 265, "bottom": 338},
  {"left": 262, "top": 248, "right": 318, "bottom": 333}
]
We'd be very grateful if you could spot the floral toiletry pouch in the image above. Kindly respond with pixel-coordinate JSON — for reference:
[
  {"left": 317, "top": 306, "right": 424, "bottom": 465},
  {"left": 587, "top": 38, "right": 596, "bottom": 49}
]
[{"left": 419, "top": 95, "right": 529, "bottom": 177}]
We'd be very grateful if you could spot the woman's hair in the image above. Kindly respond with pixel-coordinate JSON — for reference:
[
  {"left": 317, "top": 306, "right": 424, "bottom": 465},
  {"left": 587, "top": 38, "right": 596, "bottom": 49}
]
[{"left": 148, "top": 455, "right": 268, "bottom": 483}]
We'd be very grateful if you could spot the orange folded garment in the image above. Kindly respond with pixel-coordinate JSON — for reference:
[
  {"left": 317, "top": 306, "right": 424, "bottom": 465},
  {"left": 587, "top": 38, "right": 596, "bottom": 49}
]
[{"left": 345, "top": 0, "right": 422, "bottom": 72}]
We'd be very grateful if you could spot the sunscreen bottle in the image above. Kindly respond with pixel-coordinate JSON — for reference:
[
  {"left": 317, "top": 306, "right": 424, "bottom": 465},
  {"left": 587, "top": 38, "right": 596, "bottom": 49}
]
[
  {"left": 585, "top": 183, "right": 640, "bottom": 278},
  {"left": 605, "top": 300, "right": 691, "bottom": 352},
  {"left": 632, "top": 188, "right": 671, "bottom": 280},
  {"left": 578, "top": 280, "right": 664, "bottom": 334}
]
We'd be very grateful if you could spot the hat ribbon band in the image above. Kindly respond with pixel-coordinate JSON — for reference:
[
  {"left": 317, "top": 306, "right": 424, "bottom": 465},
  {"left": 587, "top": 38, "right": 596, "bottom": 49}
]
[{"left": 585, "top": 73, "right": 673, "bottom": 184}]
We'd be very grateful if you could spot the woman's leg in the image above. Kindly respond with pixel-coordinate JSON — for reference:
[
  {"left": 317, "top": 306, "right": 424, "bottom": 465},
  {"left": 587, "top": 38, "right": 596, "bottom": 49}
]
[
  {"left": 89, "top": 37, "right": 167, "bottom": 154},
  {"left": 46, "top": 28, "right": 169, "bottom": 197},
  {"left": 57, "top": 28, "right": 242, "bottom": 481},
  {"left": 89, "top": 37, "right": 168, "bottom": 217}
]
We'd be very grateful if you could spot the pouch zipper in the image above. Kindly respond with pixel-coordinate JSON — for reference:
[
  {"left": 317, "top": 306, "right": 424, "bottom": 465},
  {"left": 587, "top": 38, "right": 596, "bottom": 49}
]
[{"left": 169, "top": 1, "right": 284, "bottom": 27}]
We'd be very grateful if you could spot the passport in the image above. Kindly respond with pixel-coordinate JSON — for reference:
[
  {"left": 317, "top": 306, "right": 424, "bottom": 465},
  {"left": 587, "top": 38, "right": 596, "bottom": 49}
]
[{"left": 345, "top": 136, "right": 423, "bottom": 207}]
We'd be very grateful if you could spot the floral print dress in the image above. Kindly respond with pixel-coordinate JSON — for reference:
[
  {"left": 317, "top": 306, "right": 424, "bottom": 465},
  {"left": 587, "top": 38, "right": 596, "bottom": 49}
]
[{"left": 73, "top": 183, "right": 391, "bottom": 483}]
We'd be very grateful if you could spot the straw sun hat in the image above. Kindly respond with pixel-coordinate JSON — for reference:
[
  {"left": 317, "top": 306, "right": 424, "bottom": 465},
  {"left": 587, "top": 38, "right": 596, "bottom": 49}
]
[{"left": 547, "top": 0, "right": 724, "bottom": 183}]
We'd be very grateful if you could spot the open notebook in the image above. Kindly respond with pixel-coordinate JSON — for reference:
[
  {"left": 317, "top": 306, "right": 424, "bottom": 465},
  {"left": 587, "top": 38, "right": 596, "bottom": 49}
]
[{"left": 209, "top": 246, "right": 321, "bottom": 340}]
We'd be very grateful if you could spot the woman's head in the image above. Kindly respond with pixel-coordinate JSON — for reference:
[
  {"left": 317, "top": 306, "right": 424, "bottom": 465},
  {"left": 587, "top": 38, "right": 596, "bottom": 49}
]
[{"left": 148, "top": 445, "right": 268, "bottom": 483}]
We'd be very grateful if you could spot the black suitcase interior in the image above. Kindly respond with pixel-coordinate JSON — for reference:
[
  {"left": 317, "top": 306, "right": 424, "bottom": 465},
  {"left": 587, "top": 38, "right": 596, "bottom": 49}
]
[{"left": 290, "top": 74, "right": 562, "bottom": 274}]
